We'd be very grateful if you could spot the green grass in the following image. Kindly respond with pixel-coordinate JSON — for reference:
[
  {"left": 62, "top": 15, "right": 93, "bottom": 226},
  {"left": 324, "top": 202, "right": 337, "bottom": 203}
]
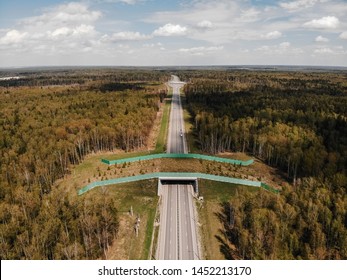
[
  {"left": 198, "top": 179, "right": 255, "bottom": 202},
  {"left": 197, "top": 180, "right": 259, "bottom": 259},
  {"left": 142, "top": 206, "right": 157, "bottom": 259},
  {"left": 107, "top": 180, "right": 158, "bottom": 211},
  {"left": 75, "top": 159, "right": 96, "bottom": 172},
  {"left": 96, "top": 180, "right": 158, "bottom": 260},
  {"left": 150, "top": 217, "right": 160, "bottom": 260}
]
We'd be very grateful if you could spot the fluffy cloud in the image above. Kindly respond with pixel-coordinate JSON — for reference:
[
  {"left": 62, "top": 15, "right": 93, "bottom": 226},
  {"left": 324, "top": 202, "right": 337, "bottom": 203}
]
[
  {"left": 279, "top": 42, "right": 291, "bottom": 48},
  {"left": 0, "top": 2, "right": 101, "bottom": 55},
  {"left": 256, "top": 41, "right": 303, "bottom": 55},
  {"left": 0, "top": 30, "right": 28, "bottom": 45},
  {"left": 1, "top": 0, "right": 347, "bottom": 66},
  {"left": 280, "top": 0, "right": 327, "bottom": 11},
  {"left": 142, "top": 42, "right": 164, "bottom": 50},
  {"left": 153, "top": 24, "right": 188, "bottom": 36},
  {"left": 196, "top": 20, "right": 213, "bottom": 29},
  {"left": 313, "top": 46, "right": 347, "bottom": 55},
  {"left": 148, "top": 1, "right": 239, "bottom": 25},
  {"left": 312, "top": 46, "right": 347, "bottom": 57},
  {"left": 49, "top": 25, "right": 95, "bottom": 39},
  {"left": 21, "top": 2, "right": 101, "bottom": 28},
  {"left": 239, "top": 8, "right": 261, "bottom": 23},
  {"left": 303, "top": 16, "right": 339, "bottom": 29},
  {"left": 315, "top": 35, "right": 329, "bottom": 42},
  {"left": 103, "top": 31, "right": 151, "bottom": 42},
  {"left": 145, "top": 1, "right": 289, "bottom": 44},
  {"left": 314, "top": 47, "right": 333, "bottom": 53},
  {"left": 262, "top": 31, "right": 282, "bottom": 40},
  {"left": 179, "top": 46, "right": 223, "bottom": 53},
  {"left": 339, "top": 31, "right": 347, "bottom": 39}
]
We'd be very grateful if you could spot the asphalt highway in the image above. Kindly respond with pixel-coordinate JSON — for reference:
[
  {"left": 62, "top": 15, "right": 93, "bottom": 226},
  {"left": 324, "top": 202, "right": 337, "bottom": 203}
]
[{"left": 157, "top": 75, "right": 199, "bottom": 260}]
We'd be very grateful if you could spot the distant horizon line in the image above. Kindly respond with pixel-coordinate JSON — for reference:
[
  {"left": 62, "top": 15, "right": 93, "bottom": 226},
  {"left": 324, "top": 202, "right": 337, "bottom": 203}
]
[{"left": 1, "top": 64, "right": 347, "bottom": 71}]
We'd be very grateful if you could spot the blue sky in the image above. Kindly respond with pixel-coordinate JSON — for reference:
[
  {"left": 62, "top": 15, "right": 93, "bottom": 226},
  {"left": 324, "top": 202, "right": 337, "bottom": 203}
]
[{"left": 0, "top": 0, "right": 346, "bottom": 66}]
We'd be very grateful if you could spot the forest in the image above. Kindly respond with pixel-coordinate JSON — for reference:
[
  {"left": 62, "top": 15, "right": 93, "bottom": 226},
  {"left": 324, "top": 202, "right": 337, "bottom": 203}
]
[
  {"left": 219, "top": 177, "right": 346, "bottom": 259},
  {"left": 0, "top": 68, "right": 169, "bottom": 259},
  {"left": 1, "top": 67, "right": 346, "bottom": 260},
  {"left": 182, "top": 70, "right": 347, "bottom": 259}
]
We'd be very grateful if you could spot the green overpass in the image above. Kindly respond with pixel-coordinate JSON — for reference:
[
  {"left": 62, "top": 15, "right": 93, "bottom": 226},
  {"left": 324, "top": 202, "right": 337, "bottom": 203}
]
[
  {"left": 78, "top": 172, "right": 279, "bottom": 195},
  {"left": 101, "top": 153, "right": 254, "bottom": 166}
]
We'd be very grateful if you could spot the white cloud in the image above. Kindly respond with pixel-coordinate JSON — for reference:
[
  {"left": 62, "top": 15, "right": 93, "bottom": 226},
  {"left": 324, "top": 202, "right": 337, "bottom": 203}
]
[
  {"left": 145, "top": 1, "right": 288, "bottom": 44},
  {"left": 256, "top": 41, "right": 303, "bottom": 55},
  {"left": 179, "top": 46, "right": 223, "bottom": 52},
  {"left": 0, "top": 2, "right": 101, "bottom": 56},
  {"left": 314, "top": 47, "right": 333, "bottom": 53},
  {"left": 1, "top": 0, "right": 347, "bottom": 66},
  {"left": 315, "top": 35, "right": 329, "bottom": 42},
  {"left": 103, "top": 31, "right": 151, "bottom": 42},
  {"left": 262, "top": 31, "right": 282, "bottom": 40},
  {"left": 196, "top": 20, "right": 213, "bottom": 29},
  {"left": 51, "top": 27, "right": 71, "bottom": 37},
  {"left": 313, "top": 46, "right": 347, "bottom": 56},
  {"left": 49, "top": 25, "right": 95, "bottom": 39},
  {"left": 74, "top": 24, "right": 95, "bottom": 35},
  {"left": 279, "top": 42, "right": 291, "bottom": 48},
  {"left": 280, "top": 0, "right": 327, "bottom": 11},
  {"left": 142, "top": 42, "right": 164, "bottom": 49},
  {"left": 148, "top": 1, "right": 239, "bottom": 25},
  {"left": 256, "top": 45, "right": 271, "bottom": 52},
  {"left": 0, "top": 30, "right": 28, "bottom": 45},
  {"left": 239, "top": 8, "right": 261, "bottom": 23},
  {"left": 339, "top": 31, "right": 347, "bottom": 39},
  {"left": 153, "top": 23, "right": 188, "bottom": 36},
  {"left": 178, "top": 46, "right": 224, "bottom": 56},
  {"left": 21, "top": 2, "right": 101, "bottom": 28},
  {"left": 303, "top": 16, "right": 339, "bottom": 29}
]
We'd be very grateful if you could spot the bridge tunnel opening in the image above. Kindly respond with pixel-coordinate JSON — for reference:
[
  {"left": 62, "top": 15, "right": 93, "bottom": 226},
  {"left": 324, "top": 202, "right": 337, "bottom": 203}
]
[
  {"left": 160, "top": 180, "right": 195, "bottom": 185},
  {"left": 157, "top": 177, "right": 198, "bottom": 196}
]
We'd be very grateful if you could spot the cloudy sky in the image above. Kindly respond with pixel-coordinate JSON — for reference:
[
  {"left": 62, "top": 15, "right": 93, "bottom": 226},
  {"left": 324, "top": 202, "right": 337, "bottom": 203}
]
[{"left": 0, "top": 0, "right": 346, "bottom": 66}]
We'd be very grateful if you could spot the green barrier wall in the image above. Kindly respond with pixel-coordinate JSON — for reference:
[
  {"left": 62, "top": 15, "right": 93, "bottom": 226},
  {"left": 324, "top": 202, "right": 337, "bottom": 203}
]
[
  {"left": 101, "top": 153, "right": 254, "bottom": 166},
  {"left": 78, "top": 172, "right": 278, "bottom": 195},
  {"left": 261, "top": 182, "right": 280, "bottom": 194}
]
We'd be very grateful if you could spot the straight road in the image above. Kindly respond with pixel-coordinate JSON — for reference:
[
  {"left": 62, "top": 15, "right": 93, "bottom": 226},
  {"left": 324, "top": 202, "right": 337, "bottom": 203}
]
[
  {"left": 157, "top": 75, "right": 199, "bottom": 260},
  {"left": 167, "top": 75, "right": 187, "bottom": 154}
]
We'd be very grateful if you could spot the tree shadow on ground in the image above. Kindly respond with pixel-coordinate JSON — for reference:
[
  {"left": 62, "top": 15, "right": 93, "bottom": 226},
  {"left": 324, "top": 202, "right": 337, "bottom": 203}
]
[
  {"left": 213, "top": 202, "right": 240, "bottom": 260},
  {"left": 214, "top": 234, "right": 236, "bottom": 260}
]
